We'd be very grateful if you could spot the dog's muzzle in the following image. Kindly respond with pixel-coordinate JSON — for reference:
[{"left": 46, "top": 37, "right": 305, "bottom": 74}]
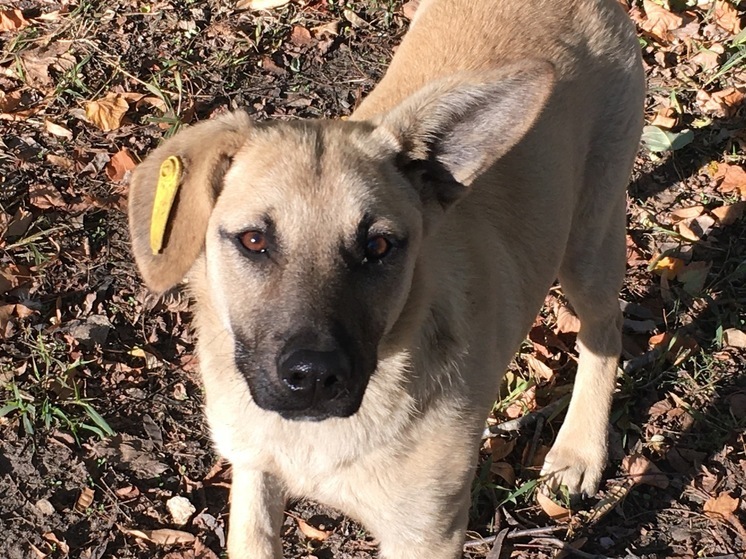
[{"left": 235, "top": 336, "right": 371, "bottom": 421}]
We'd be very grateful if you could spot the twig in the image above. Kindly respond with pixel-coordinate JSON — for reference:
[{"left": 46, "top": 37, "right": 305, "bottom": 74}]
[
  {"left": 484, "top": 395, "right": 570, "bottom": 438},
  {"left": 462, "top": 525, "right": 565, "bottom": 549},
  {"left": 532, "top": 537, "right": 610, "bottom": 558}
]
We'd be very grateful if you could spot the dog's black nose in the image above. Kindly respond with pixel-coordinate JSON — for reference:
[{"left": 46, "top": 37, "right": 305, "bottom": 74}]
[{"left": 278, "top": 348, "right": 352, "bottom": 402}]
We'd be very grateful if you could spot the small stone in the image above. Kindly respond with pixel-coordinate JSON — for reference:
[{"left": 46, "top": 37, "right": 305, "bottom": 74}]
[
  {"left": 35, "top": 498, "right": 55, "bottom": 516},
  {"left": 167, "top": 496, "right": 196, "bottom": 526}
]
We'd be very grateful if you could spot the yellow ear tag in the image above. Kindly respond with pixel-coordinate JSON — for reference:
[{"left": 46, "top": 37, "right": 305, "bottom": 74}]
[{"left": 150, "top": 156, "right": 183, "bottom": 255}]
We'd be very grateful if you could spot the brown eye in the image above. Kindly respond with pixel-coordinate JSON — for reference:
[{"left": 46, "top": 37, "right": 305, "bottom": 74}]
[
  {"left": 365, "top": 235, "right": 391, "bottom": 261},
  {"left": 239, "top": 230, "right": 268, "bottom": 253}
]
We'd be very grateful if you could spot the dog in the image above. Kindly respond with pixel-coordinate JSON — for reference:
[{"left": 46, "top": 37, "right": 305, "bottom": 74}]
[{"left": 128, "top": 0, "right": 644, "bottom": 556}]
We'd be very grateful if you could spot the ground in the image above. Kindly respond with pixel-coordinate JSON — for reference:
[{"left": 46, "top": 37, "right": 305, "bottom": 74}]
[{"left": 1, "top": 1, "right": 745, "bottom": 558}]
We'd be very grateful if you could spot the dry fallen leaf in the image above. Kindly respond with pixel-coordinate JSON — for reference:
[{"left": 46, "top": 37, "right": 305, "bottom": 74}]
[
  {"left": 42, "top": 532, "right": 69, "bottom": 555},
  {"left": 289, "top": 24, "right": 314, "bottom": 47},
  {"left": 710, "top": 201, "right": 745, "bottom": 225},
  {"left": 723, "top": 328, "right": 746, "bottom": 349},
  {"left": 74, "top": 487, "right": 95, "bottom": 512},
  {"left": 714, "top": 162, "right": 746, "bottom": 198},
  {"left": 555, "top": 303, "right": 581, "bottom": 334},
  {"left": 704, "top": 492, "right": 738, "bottom": 516},
  {"left": 486, "top": 436, "right": 516, "bottom": 461},
  {"left": 703, "top": 491, "right": 746, "bottom": 542},
  {"left": 669, "top": 205, "right": 705, "bottom": 221},
  {"left": 44, "top": 119, "right": 73, "bottom": 139},
  {"left": 622, "top": 453, "right": 669, "bottom": 489},
  {"left": 536, "top": 491, "right": 571, "bottom": 521},
  {"left": 29, "top": 184, "right": 67, "bottom": 210},
  {"left": 120, "top": 527, "right": 196, "bottom": 546},
  {"left": 712, "top": 0, "right": 742, "bottom": 34},
  {"left": 490, "top": 461, "right": 515, "bottom": 486},
  {"left": 696, "top": 87, "right": 746, "bottom": 118},
  {"left": 649, "top": 106, "right": 677, "bottom": 129},
  {"left": 297, "top": 517, "right": 333, "bottom": 541},
  {"left": 640, "top": 0, "right": 683, "bottom": 42},
  {"left": 105, "top": 148, "right": 138, "bottom": 182},
  {"left": 691, "top": 44, "right": 724, "bottom": 71},
  {"left": 0, "top": 8, "right": 29, "bottom": 32},
  {"left": 503, "top": 385, "right": 537, "bottom": 419},
  {"left": 85, "top": 93, "right": 129, "bottom": 131}
]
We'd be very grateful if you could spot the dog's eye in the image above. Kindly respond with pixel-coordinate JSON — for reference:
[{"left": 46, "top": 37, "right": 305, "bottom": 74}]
[
  {"left": 364, "top": 235, "right": 391, "bottom": 261},
  {"left": 239, "top": 230, "right": 268, "bottom": 253}
]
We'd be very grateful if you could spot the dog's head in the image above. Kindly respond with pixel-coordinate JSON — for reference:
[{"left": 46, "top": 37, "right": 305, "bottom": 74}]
[{"left": 128, "top": 63, "right": 554, "bottom": 421}]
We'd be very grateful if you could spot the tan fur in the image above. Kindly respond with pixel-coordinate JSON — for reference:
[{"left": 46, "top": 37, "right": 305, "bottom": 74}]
[{"left": 128, "top": 0, "right": 644, "bottom": 557}]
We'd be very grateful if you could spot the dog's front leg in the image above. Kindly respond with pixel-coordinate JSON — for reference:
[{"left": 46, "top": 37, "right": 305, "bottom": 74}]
[{"left": 227, "top": 468, "right": 285, "bottom": 559}]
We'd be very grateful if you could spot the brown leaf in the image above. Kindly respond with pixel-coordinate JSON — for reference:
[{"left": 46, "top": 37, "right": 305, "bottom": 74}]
[
  {"left": 649, "top": 106, "right": 677, "bottom": 129},
  {"left": 640, "top": 0, "right": 683, "bottom": 42},
  {"left": 690, "top": 44, "right": 724, "bottom": 71},
  {"left": 622, "top": 453, "right": 669, "bottom": 488},
  {"left": 289, "top": 25, "right": 314, "bottom": 47},
  {"left": 85, "top": 93, "right": 129, "bottom": 131},
  {"left": 297, "top": 517, "right": 333, "bottom": 541},
  {"left": 3, "top": 208, "right": 33, "bottom": 239},
  {"left": 710, "top": 202, "right": 745, "bottom": 225},
  {"left": 0, "top": 304, "right": 15, "bottom": 338},
  {"left": 669, "top": 205, "right": 705, "bottom": 221},
  {"left": 503, "top": 385, "right": 537, "bottom": 419},
  {"left": 74, "top": 487, "right": 94, "bottom": 512},
  {"left": 536, "top": 491, "right": 571, "bottom": 521},
  {"left": 42, "top": 532, "right": 69, "bottom": 555},
  {"left": 46, "top": 153, "right": 75, "bottom": 170},
  {"left": 714, "top": 162, "right": 746, "bottom": 198},
  {"left": 704, "top": 492, "right": 738, "bottom": 519},
  {"left": 44, "top": 119, "right": 73, "bottom": 139},
  {"left": 713, "top": 0, "right": 742, "bottom": 34},
  {"left": 120, "top": 527, "right": 196, "bottom": 546},
  {"left": 490, "top": 461, "right": 515, "bottom": 486},
  {"left": 487, "top": 436, "right": 516, "bottom": 461},
  {"left": 29, "top": 184, "right": 66, "bottom": 210},
  {"left": 105, "top": 148, "right": 138, "bottom": 182},
  {"left": 19, "top": 41, "right": 74, "bottom": 92},
  {"left": 555, "top": 303, "right": 581, "bottom": 334},
  {"left": 0, "top": 9, "right": 29, "bottom": 32},
  {"left": 723, "top": 328, "right": 746, "bottom": 349},
  {"left": 697, "top": 87, "right": 746, "bottom": 118}
]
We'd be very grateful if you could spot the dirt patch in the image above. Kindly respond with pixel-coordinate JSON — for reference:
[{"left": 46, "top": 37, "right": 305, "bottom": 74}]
[{"left": 1, "top": 0, "right": 745, "bottom": 558}]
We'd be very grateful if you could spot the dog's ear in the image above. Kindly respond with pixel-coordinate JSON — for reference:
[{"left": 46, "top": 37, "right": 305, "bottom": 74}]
[
  {"left": 128, "top": 111, "right": 252, "bottom": 293},
  {"left": 375, "top": 61, "right": 555, "bottom": 209}
]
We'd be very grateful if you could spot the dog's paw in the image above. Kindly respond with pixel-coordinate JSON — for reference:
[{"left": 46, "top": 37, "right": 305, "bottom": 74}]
[{"left": 539, "top": 441, "right": 606, "bottom": 499}]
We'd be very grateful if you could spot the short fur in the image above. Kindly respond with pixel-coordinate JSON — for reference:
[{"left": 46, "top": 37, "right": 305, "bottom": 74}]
[{"left": 128, "top": 0, "right": 644, "bottom": 557}]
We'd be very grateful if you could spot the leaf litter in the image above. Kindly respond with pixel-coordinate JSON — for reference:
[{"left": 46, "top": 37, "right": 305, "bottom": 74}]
[{"left": 1, "top": 0, "right": 745, "bottom": 558}]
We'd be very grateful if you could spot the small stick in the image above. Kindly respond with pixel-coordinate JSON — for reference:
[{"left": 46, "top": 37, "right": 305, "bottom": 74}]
[
  {"left": 532, "top": 537, "right": 610, "bottom": 559},
  {"left": 484, "top": 396, "right": 570, "bottom": 438}
]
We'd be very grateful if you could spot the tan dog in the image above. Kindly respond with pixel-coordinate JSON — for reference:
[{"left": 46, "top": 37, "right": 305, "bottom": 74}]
[{"left": 128, "top": 0, "right": 644, "bottom": 556}]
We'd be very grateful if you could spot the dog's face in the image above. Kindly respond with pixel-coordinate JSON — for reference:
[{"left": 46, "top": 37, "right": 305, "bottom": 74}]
[
  {"left": 128, "top": 65, "right": 555, "bottom": 422},
  {"left": 204, "top": 121, "right": 424, "bottom": 420}
]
